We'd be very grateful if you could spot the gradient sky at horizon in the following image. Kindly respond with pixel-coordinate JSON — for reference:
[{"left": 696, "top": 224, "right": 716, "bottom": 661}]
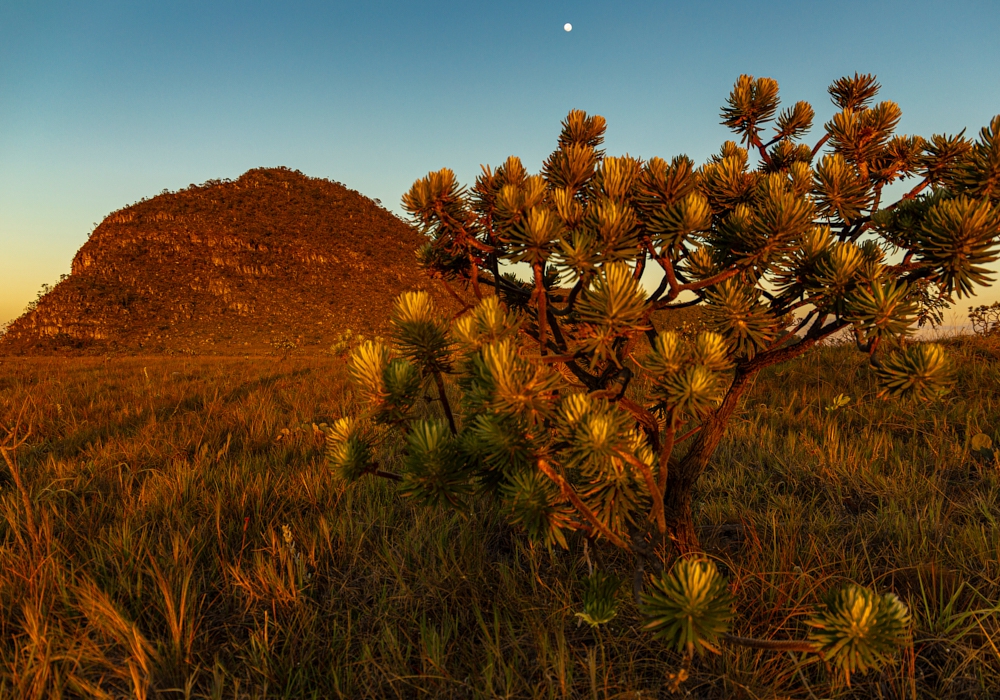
[{"left": 2, "top": 0, "right": 999, "bottom": 328}]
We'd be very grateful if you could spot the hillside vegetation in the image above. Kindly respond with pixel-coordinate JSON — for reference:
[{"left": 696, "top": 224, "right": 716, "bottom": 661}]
[
  {"left": 1, "top": 337, "right": 998, "bottom": 698},
  {"left": 0, "top": 167, "right": 455, "bottom": 356}
]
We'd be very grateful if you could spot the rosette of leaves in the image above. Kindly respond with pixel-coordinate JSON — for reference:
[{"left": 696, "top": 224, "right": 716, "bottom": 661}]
[
  {"left": 325, "top": 417, "right": 375, "bottom": 482},
  {"left": 639, "top": 558, "right": 735, "bottom": 657},
  {"left": 347, "top": 340, "right": 422, "bottom": 423},
  {"left": 846, "top": 278, "right": 919, "bottom": 344},
  {"left": 874, "top": 343, "right": 952, "bottom": 400},
  {"left": 390, "top": 291, "right": 453, "bottom": 374},
  {"left": 703, "top": 280, "right": 776, "bottom": 359},
  {"left": 575, "top": 571, "right": 623, "bottom": 628},
  {"left": 642, "top": 331, "right": 732, "bottom": 417},
  {"left": 402, "top": 167, "right": 482, "bottom": 271},
  {"left": 400, "top": 419, "right": 472, "bottom": 508},
  {"left": 915, "top": 195, "right": 999, "bottom": 297},
  {"left": 545, "top": 393, "right": 654, "bottom": 539},
  {"left": 451, "top": 295, "right": 522, "bottom": 353},
  {"left": 575, "top": 261, "right": 650, "bottom": 364},
  {"left": 500, "top": 469, "right": 574, "bottom": 548},
  {"left": 806, "top": 585, "right": 911, "bottom": 684}
]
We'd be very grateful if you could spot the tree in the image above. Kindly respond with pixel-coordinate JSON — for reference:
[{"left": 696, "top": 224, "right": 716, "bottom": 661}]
[{"left": 327, "top": 74, "right": 999, "bottom": 678}]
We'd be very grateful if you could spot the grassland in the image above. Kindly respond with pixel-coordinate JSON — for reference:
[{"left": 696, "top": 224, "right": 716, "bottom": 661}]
[{"left": 1, "top": 338, "right": 999, "bottom": 699}]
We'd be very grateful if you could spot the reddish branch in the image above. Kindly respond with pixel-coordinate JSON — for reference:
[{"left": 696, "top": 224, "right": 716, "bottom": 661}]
[
  {"left": 532, "top": 263, "right": 549, "bottom": 356},
  {"left": 615, "top": 448, "right": 667, "bottom": 534},
  {"left": 537, "top": 458, "right": 630, "bottom": 550}
]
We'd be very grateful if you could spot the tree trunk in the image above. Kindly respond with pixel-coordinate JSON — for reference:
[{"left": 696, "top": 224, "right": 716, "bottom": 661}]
[{"left": 662, "top": 368, "right": 755, "bottom": 554}]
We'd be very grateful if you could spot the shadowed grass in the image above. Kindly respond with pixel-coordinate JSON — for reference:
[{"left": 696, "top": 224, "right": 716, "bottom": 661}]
[{"left": 1, "top": 341, "right": 998, "bottom": 698}]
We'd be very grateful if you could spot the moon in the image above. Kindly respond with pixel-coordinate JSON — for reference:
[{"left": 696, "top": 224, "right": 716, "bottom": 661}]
[{"left": 564, "top": 23, "right": 572, "bottom": 32}]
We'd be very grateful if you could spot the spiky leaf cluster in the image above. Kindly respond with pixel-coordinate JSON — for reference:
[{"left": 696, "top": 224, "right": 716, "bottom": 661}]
[
  {"left": 400, "top": 419, "right": 472, "bottom": 508},
  {"left": 915, "top": 196, "right": 999, "bottom": 297},
  {"left": 703, "top": 281, "right": 776, "bottom": 359},
  {"left": 391, "top": 291, "right": 453, "bottom": 373},
  {"left": 642, "top": 331, "right": 732, "bottom": 416},
  {"left": 807, "top": 586, "right": 911, "bottom": 683},
  {"left": 846, "top": 279, "right": 918, "bottom": 342},
  {"left": 575, "top": 571, "right": 622, "bottom": 628},
  {"left": 874, "top": 343, "right": 952, "bottom": 401},
  {"left": 639, "top": 558, "right": 735, "bottom": 657},
  {"left": 575, "top": 262, "right": 650, "bottom": 363},
  {"left": 347, "top": 340, "right": 422, "bottom": 422},
  {"left": 500, "top": 470, "right": 574, "bottom": 549},
  {"left": 325, "top": 417, "right": 375, "bottom": 482}
]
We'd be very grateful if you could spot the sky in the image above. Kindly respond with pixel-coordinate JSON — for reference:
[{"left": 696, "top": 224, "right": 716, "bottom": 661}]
[{"left": 2, "top": 0, "right": 999, "bottom": 329}]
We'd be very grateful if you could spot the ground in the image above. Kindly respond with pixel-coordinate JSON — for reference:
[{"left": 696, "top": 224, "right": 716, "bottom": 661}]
[{"left": 0, "top": 339, "right": 998, "bottom": 698}]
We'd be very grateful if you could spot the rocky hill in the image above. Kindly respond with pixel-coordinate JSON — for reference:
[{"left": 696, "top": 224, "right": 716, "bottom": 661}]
[{"left": 0, "top": 167, "right": 457, "bottom": 354}]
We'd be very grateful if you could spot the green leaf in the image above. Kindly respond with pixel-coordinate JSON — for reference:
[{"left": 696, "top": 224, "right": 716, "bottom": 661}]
[
  {"left": 594, "top": 155, "right": 643, "bottom": 202},
  {"left": 575, "top": 262, "right": 650, "bottom": 362},
  {"left": 814, "top": 153, "right": 872, "bottom": 223},
  {"left": 391, "top": 291, "right": 453, "bottom": 373},
  {"left": 575, "top": 571, "right": 622, "bottom": 627},
  {"left": 825, "top": 393, "right": 852, "bottom": 412},
  {"left": 400, "top": 420, "right": 471, "bottom": 508},
  {"left": 774, "top": 100, "right": 815, "bottom": 140},
  {"left": 582, "top": 198, "right": 640, "bottom": 264},
  {"left": 720, "top": 74, "right": 780, "bottom": 145},
  {"left": 875, "top": 343, "right": 952, "bottom": 401},
  {"left": 807, "top": 585, "right": 911, "bottom": 684},
  {"left": 543, "top": 143, "right": 599, "bottom": 192},
  {"left": 703, "top": 280, "right": 776, "bottom": 360},
  {"left": 506, "top": 205, "right": 563, "bottom": 265},
  {"left": 647, "top": 191, "right": 712, "bottom": 256},
  {"left": 846, "top": 278, "right": 918, "bottom": 342},
  {"left": 478, "top": 340, "right": 561, "bottom": 423},
  {"left": 956, "top": 115, "right": 1000, "bottom": 202},
  {"left": 452, "top": 296, "right": 522, "bottom": 352},
  {"left": 500, "top": 469, "right": 573, "bottom": 549},
  {"left": 917, "top": 195, "right": 1000, "bottom": 298},
  {"left": 556, "top": 109, "right": 607, "bottom": 151},
  {"left": 828, "top": 73, "right": 880, "bottom": 111},
  {"left": 639, "top": 558, "right": 735, "bottom": 657},
  {"left": 325, "top": 417, "right": 375, "bottom": 482},
  {"left": 347, "top": 340, "right": 393, "bottom": 403}
]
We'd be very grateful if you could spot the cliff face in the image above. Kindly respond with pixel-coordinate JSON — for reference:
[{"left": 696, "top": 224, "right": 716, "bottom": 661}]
[{"left": 1, "top": 167, "right": 452, "bottom": 354}]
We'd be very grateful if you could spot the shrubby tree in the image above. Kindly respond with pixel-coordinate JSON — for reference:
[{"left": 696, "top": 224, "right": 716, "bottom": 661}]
[{"left": 327, "top": 74, "right": 1000, "bottom": 678}]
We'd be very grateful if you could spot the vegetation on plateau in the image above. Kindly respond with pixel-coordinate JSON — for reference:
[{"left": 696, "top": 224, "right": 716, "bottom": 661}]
[
  {"left": 1, "top": 344, "right": 999, "bottom": 698},
  {"left": 326, "top": 73, "right": 1000, "bottom": 686},
  {"left": 0, "top": 168, "right": 441, "bottom": 355}
]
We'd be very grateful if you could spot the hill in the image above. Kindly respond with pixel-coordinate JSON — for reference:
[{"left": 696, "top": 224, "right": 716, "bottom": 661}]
[{"left": 0, "top": 167, "right": 456, "bottom": 354}]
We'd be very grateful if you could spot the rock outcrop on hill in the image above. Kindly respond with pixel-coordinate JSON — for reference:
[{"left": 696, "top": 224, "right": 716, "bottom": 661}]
[{"left": 0, "top": 167, "right": 455, "bottom": 354}]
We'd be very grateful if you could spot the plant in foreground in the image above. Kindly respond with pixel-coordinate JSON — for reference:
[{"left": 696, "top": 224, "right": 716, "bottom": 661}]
[{"left": 327, "top": 74, "right": 998, "bottom": 680}]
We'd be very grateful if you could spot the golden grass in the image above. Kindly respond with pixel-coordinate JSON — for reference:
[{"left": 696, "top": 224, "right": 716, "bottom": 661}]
[{"left": 0, "top": 343, "right": 998, "bottom": 698}]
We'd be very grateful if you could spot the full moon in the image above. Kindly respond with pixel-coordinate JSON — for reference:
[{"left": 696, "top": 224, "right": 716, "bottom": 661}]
[{"left": 564, "top": 23, "right": 572, "bottom": 32}]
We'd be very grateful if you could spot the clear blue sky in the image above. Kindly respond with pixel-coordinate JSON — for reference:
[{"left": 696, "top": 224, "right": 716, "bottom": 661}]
[{"left": 2, "top": 0, "right": 998, "bottom": 328}]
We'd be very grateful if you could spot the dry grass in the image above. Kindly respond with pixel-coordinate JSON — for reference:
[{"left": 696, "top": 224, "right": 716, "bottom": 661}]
[{"left": 0, "top": 341, "right": 998, "bottom": 698}]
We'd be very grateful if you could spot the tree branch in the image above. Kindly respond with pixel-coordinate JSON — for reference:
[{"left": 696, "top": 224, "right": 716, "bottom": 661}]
[
  {"left": 533, "top": 263, "right": 549, "bottom": 356},
  {"left": 537, "top": 458, "right": 630, "bottom": 550},
  {"left": 614, "top": 448, "right": 666, "bottom": 534},
  {"left": 810, "top": 133, "right": 831, "bottom": 158},
  {"left": 431, "top": 370, "right": 458, "bottom": 435},
  {"left": 722, "top": 633, "right": 818, "bottom": 653}
]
